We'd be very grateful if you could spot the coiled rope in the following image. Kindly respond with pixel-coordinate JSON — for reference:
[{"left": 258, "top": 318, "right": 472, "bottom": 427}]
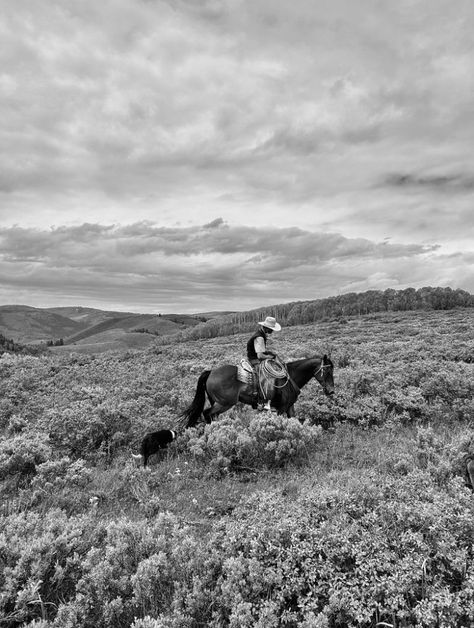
[{"left": 259, "top": 357, "right": 289, "bottom": 390}]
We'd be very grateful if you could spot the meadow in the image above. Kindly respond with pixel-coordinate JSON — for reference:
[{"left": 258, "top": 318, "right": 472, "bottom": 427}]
[{"left": 1, "top": 308, "right": 474, "bottom": 627}]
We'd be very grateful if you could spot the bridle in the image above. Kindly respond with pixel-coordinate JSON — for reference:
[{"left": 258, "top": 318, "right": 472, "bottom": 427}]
[
  {"left": 313, "top": 360, "right": 332, "bottom": 380},
  {"left": 314, "top": 359, "right": 334, "bottom": 396}
]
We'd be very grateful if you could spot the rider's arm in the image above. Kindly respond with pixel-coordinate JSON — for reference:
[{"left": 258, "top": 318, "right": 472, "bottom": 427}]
[
  {"left": 254, "top": 336, "right": 274, "bottom": 360},
  {"left": 254, "top": 336, "right": 266, "bottom": 359}
]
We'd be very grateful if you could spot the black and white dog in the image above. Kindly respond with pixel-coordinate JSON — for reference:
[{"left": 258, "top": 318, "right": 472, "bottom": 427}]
[{"left": 131, "top": 429, "right": 177, "bottom": 467}]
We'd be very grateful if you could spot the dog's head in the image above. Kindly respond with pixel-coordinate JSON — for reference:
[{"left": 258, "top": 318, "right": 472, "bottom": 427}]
[{"left": 131, "top": 453, "right": 143, "bottom": 467}]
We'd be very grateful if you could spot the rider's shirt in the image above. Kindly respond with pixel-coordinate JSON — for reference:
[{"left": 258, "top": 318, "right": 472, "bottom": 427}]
[{"left": 254, "top": 336, "right": 266, "bottom": 355}]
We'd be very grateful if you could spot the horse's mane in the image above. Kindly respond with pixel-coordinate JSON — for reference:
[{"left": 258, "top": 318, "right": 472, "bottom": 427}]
[{"left": 287, "top": 354, "right": 329, "bottom": 368}]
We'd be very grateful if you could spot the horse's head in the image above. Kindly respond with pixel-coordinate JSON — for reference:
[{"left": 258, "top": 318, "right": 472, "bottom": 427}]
[{"left": 314, "top": 354, "right": 335, "bottom": 396}]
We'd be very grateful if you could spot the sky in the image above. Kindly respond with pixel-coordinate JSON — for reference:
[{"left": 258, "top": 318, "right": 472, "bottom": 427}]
[{"left": 1, "top": 0, "right": 473, "bottom": 314}]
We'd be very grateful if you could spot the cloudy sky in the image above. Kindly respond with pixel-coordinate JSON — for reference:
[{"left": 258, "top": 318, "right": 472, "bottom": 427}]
[{"left": 1, "top": 0, "right": 473, "bottom": 313}]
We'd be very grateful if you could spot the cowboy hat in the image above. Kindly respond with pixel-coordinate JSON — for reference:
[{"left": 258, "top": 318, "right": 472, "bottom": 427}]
[{"left": 258, "top": 316, "right": 281, "bottom": 331}]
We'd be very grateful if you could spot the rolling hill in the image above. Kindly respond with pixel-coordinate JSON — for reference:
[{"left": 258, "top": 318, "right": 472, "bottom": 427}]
[
  {"left": 0, "top": 305, "right": 85, "bottom": 343},
  {"left": 2, "top": 287, "right": 472, "bottom": 350},
  {"left": 46, "top": 306, "right": 136, "bottom": 328},
  {"left": 0, "top": 305, "right": 208, "bottom": 347},
  {"left": 50, "top": 329, "right": 161, "bottom": 354},
  {"left": 64, "top": 314, "right": 184, "bottom": 345}
]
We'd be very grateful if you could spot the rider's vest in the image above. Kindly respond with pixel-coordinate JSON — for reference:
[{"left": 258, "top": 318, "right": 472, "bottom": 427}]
[{"left": 247, "top": 329, "right": 267, "bottom": 361}]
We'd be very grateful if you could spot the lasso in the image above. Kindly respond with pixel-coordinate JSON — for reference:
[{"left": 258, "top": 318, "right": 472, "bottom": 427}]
[{"left": 259, "top": 356, "right": 289, "bottom": 393}]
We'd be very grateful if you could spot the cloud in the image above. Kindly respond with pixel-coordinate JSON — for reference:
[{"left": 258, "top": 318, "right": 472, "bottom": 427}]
[
  {"left": 383, "top": 172, "right": 474, "bottom": 191},
  {"left": 2, "top": 0, "right": 474, "bottom": 216},
  {"left": 0, "top": 220, "right": 453, "bottom": 312},
  {"left": 0, "top": 1, "right": 473, "bottom": 309},
  {"left": 203, "top": 217, "right": 226, "bottom": 229},
  {"left": 0, "top": 221, "right": 435, "bottom": 266}
]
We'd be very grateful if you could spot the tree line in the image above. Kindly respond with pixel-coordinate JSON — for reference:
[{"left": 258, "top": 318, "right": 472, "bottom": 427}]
[
  {"left": 159, "top": 286, "right": 474, "bottom": 344},
  {"left": 0, "top": 332, "right": 47, "bottom": 356},
  {"left": 0, "top": 332, "right": 21, "bottom": 354}
]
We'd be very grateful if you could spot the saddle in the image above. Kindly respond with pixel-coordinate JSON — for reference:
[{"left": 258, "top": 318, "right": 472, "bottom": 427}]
[
  {"left": 237, "top": 357, "right": 289, "bottom": 399},
  {"left": 237, "top": 359, "right": 264, "bottom": 410},
  {"left": 237, "top": 358, "right": 298, "bottom": 413}
]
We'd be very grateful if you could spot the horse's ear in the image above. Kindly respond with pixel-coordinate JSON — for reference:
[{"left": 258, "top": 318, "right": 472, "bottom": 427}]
[{"left": 323, "top": 353, "right": 328, "bottom": 361}]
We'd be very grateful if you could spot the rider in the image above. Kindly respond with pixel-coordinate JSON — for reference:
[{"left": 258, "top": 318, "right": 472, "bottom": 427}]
[{"left": 246, "top": 316, "right": 281, "bottom": 410}]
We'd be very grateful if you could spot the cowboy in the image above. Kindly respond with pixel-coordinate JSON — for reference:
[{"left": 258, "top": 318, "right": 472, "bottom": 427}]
[{"left": 246, "top": 316, "right": 281, "bottom": 410}]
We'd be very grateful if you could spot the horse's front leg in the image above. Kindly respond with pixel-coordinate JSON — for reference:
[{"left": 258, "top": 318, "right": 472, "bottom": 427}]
[
  {"left": 286, "top": 404, "right": 296, "bottom": 419},
  {"left": 203, "top": 406, "right": 214, "bottom": 424},
  {"left": 236, "top": 382, "right": 255, "bottom": 408}
]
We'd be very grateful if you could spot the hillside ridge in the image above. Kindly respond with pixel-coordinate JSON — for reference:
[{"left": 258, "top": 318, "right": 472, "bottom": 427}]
[
  {"left": 1, "top": 286, "right": 472, "bottom": 348},
  {"left": 155, "top": 286, "right": 474, "bottom": 345}
]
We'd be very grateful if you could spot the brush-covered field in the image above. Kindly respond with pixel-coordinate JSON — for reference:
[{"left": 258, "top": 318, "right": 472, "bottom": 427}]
[{"left": 1, "top": 309, "right": 474, "bottom": 628}]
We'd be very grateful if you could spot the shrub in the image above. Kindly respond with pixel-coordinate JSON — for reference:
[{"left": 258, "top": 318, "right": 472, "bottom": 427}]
[
  {"left": 28, "top": 457, "right": 93, "bottom": 510},
  {"left": 39, "top": 402, "right": 133, "bottom": 462},
  {"left": 0, "top": 509, "right": 202, "bottom": 628},
  {"left": 0, "top": 510, "right": 96, "bottom": 627},
  {"left": 0, "top": 432, "right": 52, "bottom": 479},
  {"left": 186, "top": 414, "right": 322, "bottom": 474},
  {"left": 165, "top": 471, "right": 474, "bottom": 628}
]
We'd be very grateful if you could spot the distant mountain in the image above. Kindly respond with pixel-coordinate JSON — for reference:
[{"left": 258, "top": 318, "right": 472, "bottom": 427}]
[
  {"left": 0, "top": 305, "right": 84, "bottom": 343},
  {"left": 7, "top": 287, "right": 471, "bottom": 350},
  {"left": 65, "top": 314, "right": 184, "bottom": 344},
  {"left": 0, "top": 305, "right": 210, "bottom": 345},
  {"left": 0, "top": 286, "right": 474, "bottom": 351}
]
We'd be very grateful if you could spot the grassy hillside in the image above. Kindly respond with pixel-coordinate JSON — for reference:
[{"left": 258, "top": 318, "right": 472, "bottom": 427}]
[
  {"left": 161, "top": 286, "right": 474, "bottom": 345},
  {"left": 46, "top": 306, "right": 137, "bottom": 326},
  {"left": 3, "top": 288, "right": 472, "bottom": 348},
  {"left": 0, "top": 305, "right": 84, "bottom": 343},
  {"left": 0, "top": 306, "right": 200, "bottom": 346},
  {"left": 62, "top": 316, "right": 188, "bottom": 352},
  {"left": 1, "top": 308, "right": 473, "bottom": 627},
  {"left": 51, "top": 329, "right": 160, "bottom": 354}
]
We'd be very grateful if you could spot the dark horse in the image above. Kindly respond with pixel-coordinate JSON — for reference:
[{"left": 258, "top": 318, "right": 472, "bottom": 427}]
[{"left": 181, "top": 355, "right": 334, "bottom": 428}]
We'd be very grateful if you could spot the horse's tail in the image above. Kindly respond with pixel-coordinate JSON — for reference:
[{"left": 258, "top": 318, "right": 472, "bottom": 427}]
[{"left": 180, "top": 370, "right": 211, "bottom": 428}]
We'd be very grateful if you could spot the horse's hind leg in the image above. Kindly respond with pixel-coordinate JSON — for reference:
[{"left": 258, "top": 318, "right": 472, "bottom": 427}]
[{"left": 204, "top": 402, "right": 234, "bottom": 423}]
